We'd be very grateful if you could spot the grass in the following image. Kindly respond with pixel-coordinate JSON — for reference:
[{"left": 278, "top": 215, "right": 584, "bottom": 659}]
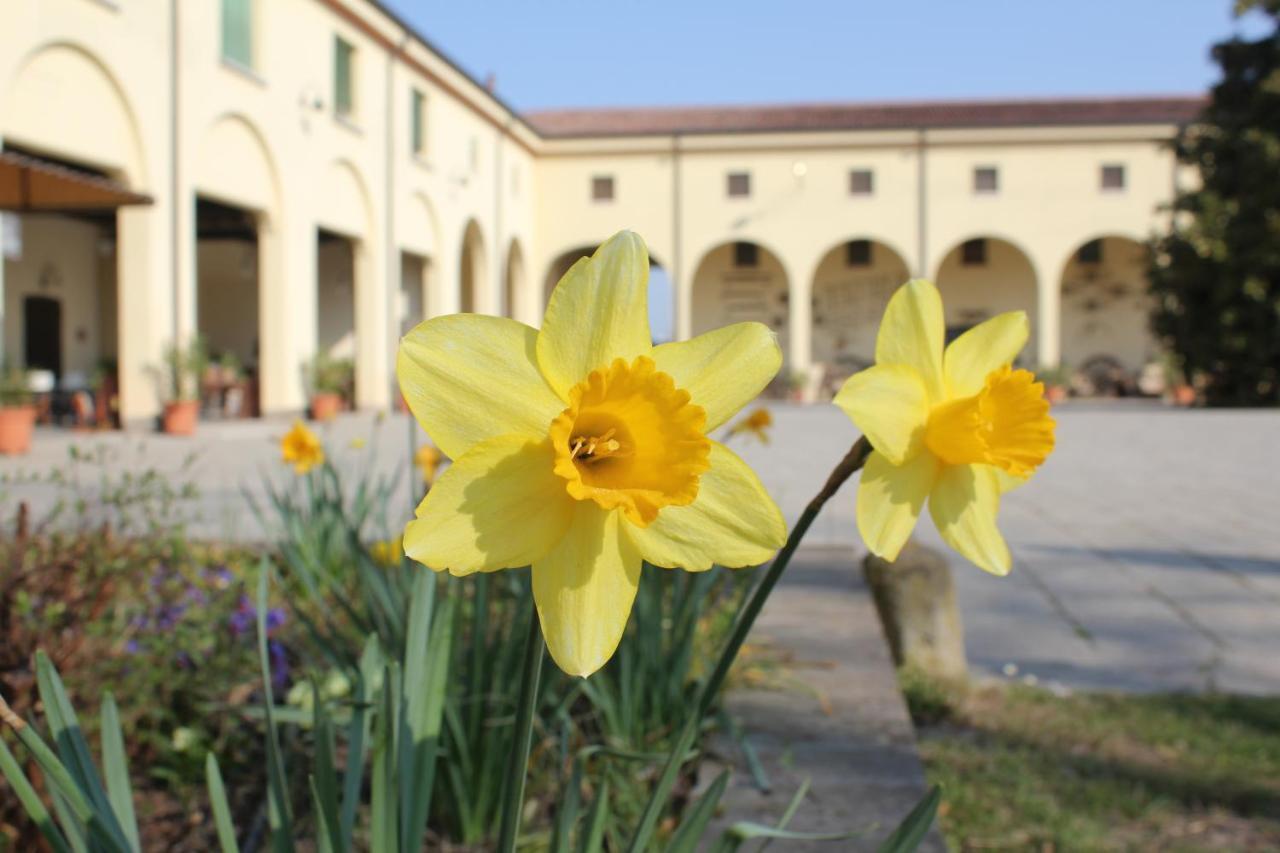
[{"left": 899, "top": 669, "right": 1280, "bottom": 851}]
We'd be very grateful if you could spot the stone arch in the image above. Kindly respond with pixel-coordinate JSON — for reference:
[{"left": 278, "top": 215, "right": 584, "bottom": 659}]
[
  {"left": 3, "top": 41, "right": 147, "bottom": 186},
  {"left": 933, "top": 235, "right": 1039, "bottom": 365},
  {"left": 1058, "top": 234, "right": 1153, "bottom": 376},
  {"left": 809, "top": 237, "right": 912, "bottom": 393},
  {"left": 195, "top": 113, "right": 281, "bottom": 218},
  {"left": 503, "top": 237, "right": 526, "bottom": 320},
  {"left": 459, "top": 219, "right": 488, "bottom": 314},
  {"left": 690, "top": 238, "right": 791, "bottom": 361}
]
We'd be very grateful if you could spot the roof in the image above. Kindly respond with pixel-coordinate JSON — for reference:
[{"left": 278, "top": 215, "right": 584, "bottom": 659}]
[
  {"left": 526, "top": 96, "right": 1206, "bottom": 139},
  {"left": 0, "top": 150, "right": 151, "bottom": 212}
]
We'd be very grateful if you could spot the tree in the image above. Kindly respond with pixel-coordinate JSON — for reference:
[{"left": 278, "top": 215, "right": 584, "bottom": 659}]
[{"left": 1148, "top": 0, "right": 1280, "bottom": 405}]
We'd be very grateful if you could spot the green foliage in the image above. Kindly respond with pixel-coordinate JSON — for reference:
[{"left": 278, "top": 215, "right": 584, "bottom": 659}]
[
  {"left": 0, "top": 364, "right": 32, "bottom": 407},
  {"left": 160, "top": 336, "right": 209, "bottom": 402},
  {"left": 307, "top": 353, "right": 356, "bottom": 398},
  {"left": 1147, "top": 3, "right": 1280, "bottom": 404}
]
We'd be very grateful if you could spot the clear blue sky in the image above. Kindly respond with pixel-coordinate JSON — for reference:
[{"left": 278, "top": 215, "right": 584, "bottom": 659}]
[{"left": 383, "top": 0, "right": 1270, "bottom": 111}]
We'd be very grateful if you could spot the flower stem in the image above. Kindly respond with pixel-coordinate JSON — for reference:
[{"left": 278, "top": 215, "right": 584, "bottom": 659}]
[
  {"left": 625, "top": 436, "right": 871, "bottom": 852},
  {"left": 497, "top": 603, "right": 546, "bottom": 853}
]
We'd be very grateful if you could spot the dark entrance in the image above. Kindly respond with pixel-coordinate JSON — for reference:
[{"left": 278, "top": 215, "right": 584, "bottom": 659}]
[{"left": 23, "top": 295, "right": 62, "bottom": 377}]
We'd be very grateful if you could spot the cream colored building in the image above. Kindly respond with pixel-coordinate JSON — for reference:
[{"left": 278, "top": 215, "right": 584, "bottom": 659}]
[{"left": 0, "top": 0, "right": 1201, "bottom": 426}]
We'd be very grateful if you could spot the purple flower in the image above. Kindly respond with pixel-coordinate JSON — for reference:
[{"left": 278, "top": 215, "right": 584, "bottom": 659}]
[
  {"left": 266, "top": 608, "right": 287, "bottom": 632},
  {"left": 125, "top": 639, "right": 140, "bottom": 655},
  {"left": 269, "top": 640, "right": 289, "bottom": 688}
]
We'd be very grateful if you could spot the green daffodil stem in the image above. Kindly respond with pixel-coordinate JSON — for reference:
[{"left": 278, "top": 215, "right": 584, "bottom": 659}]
[
  {"left": 497, "top": 604, "right": 546, "bottom": 853},
  {"left": 626, "top": 436, "right": 871, "bottom": 852}
]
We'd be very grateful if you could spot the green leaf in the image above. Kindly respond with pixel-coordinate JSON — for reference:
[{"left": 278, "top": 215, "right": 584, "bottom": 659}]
[
  {"left": 256, "top": 566, "right": 295, "bottom": 853},
  {"left": 577, "top": 778, "right": 609, "bottom": 853},
  {"left": 310, "top": 775, "right": 337, "bottom": 853},
  {"left": 0, "top": 734, "right": 71, "bottom": 853},
  {"left": 100, "top": 693, "right": 140, "bottom": 852},
  {"left": 400, "top": 584, "right": 454, "bottom": 853},
  {"left": 312, "top": 680, "right": 343, "bottom": 853},
  {"left": 666, "top": 768, "right": 729, "bottom": 853},
  {"left": 204, "top": 753, "right": 241, "bottom": 853},
  {"left": 876, "top": 785, "right": 941, "bottom": 853}
]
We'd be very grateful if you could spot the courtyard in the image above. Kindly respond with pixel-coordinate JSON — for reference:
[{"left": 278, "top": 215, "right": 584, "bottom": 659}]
[{"left": 5, "top": 401, "right": 1276, "bottom": 696}]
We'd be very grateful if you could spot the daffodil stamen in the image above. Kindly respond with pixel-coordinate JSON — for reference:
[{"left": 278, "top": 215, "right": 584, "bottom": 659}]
[{"left": 549, "top": 356, "right": 711, "bottom": 527}]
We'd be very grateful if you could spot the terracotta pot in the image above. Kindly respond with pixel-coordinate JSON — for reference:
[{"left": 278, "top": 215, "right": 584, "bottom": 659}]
[
  {"left": 311, "top": 392, "right": 342, "bottom": 422},
  {"left": 0, "top": 405, "right": 37, "bottom": 455},
  {"left": 395, "top": 391, "right": 409, "bottom": 413},
  {"left": 1172, "top": 384, "right": 1196, "bottom": 406},
  {"left": 1045, "top": 384, "right": 1068, "bottom": 404},
  {"left": 162, "top": 400, "right": 199, "bottom": 436}
]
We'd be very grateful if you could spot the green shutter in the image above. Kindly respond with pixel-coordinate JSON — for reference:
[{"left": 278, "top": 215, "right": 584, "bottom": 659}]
[
  {"left": 221, "top": 0, "right": 253, "bottom": 67},
  {"left": 411, "top": 90, "right": 425, "bottom": 153},
  {"left": 334, "top": 37, "right": 354, "bottom": 117}
]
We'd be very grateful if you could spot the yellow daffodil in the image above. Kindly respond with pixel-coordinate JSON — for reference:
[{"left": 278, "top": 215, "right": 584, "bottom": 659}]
[
  {"left": 834, "top": 279, "right": 1055, "bottom": 576},
  {"left": 350, "top": 436, "right": 367, "bottom": 450},
  {"left": 414, "top": 442, "right": 444, "bottom": 486},
  {"left": 281, "top": 420, "right": 324, "bottom": 474},
  {"left": 398, "top": 230, "right": 786, "bottom": 676},
  {"left": 725, "top": 406, "right": 773, "bottom": 444},
  {"left": 369, "top": 536, "right": 404, "bottom": 566}
]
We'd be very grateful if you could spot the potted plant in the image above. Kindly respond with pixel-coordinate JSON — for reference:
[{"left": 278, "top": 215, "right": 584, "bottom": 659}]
[
  {"left": 1036, "top": 364, "right": 1071, "bottom": 404},
  {"left": 0, "top": 365, "right": 36, "bottom": 455},
  {"left": 307, "top": 353, "right": 354, "bottom": 421},
  {"left": 1161, "top": 355, "right": 1197, "bottom": 406},
  {"left": 160, "top": 337, "right": 207, "bottom": 435}
]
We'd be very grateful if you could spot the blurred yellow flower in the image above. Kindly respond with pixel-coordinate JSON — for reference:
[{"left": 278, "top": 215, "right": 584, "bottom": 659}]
[
  {"left": 834, "top": 279, "right": 1055, "bottom": 576},
  {"left": 281, "top": 420, "right": 324, "bottom": 474},
  {"left": 349, "top": 436, "right": 367, "bottom": 450},
  {"left": 725, "top": 406, "right": 773, "bottom": 444},
  {"left": 369, "top": 536, "right": 403, "bottom": 567},
  {"left": 398, "top": 230, "right": 786, "bottom": 677},
  {"left": 415, "top": 442, "right": 443, "bottom": 485}
]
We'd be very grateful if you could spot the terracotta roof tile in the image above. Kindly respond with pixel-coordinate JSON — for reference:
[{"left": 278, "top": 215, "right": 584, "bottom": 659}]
[{"left": 526, "top": 96, "right": 1205, "bottom": 138}]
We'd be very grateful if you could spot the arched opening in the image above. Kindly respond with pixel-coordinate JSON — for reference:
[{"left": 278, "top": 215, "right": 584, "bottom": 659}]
[
  {"left": 934, "top": 236, "right": 1038, "bottom": 365},
  {"left": 399, "top": 192, "right": 437, "bottom": 332},
  {"left": 542, "top": 244, "right": 672, "bottom": 339},
  {"left": 691, "top": 240, "right": 789, "bottom": 372},
  {"left": 1059, "top": 236, "right": 1153, "bottom": 394},
  {"left": 503, "top": 239, "right": 525, "bottom": 320},
  {"left": 3, "top": 43, "right": 148, "bottom": 425},
  {"left": 810, "top": 238, "right": 911, "bottom": 397},
  {"left": 195, "top": 197, "right": 261, "bottom": 417},
  {"left": 459, "top": 220, "right": 487, "bottom": 314}
]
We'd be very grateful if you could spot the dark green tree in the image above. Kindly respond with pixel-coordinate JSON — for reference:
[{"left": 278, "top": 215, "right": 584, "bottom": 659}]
[{"left": 1148, "top": 0, "right": 1280, "bottom": 405}]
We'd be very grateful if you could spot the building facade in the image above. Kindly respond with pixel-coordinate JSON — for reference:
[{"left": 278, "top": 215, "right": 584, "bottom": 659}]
[{"left": 0, "top": 0, "right": 1202, "bottom": 425}]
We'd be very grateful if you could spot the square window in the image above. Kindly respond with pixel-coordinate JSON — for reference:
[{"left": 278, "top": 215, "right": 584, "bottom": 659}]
[
  {"left": 962, "top": 239, "right": 987, "bottom": 266},
  {"left": 1101, "top": 164, "right": 1125, "bottom": 191},
  {"left": 846, "top": 239, "right": 872, "bottom": 267},
  {"left": 727, "top": 172, "right": 751, "bottom": 198},
  {"left": 410, "top": 89, "right": 426, "bottom": 155},
  {"left": 334, "top": 36, "right": 356, "bottom": 118},
  {"left": 591, "top": 175, "right": 615, "bottom": 202},
  {"left": 973, "top": 166, "right": 999, "bottom": 194},
  {"left": 1077, "top": 239, "right": 1103, "bottom": 264},
  {"left": 849, "top": 169, "right": 874, "bottom": 195},
  {"left": 733, "top": 241, "right": 758, "bottom": 268},
  {"left": 221, "top": 0, "right": 254, "bottom": 68}
]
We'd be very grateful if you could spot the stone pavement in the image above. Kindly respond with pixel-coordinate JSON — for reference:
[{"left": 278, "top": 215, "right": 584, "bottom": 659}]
[
  {"left": 3, "top": 401, "right": 1279, "bottom": 694},
  {"left": 705, "top": 546, "right": 944, "bottom": 851}
]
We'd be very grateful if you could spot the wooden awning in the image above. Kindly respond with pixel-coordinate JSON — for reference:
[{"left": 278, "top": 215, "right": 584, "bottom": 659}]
[{"left": 0, "top": 150, "right": 151, "bottom": 212}]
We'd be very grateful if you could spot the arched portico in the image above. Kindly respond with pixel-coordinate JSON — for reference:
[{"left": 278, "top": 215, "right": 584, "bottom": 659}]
[
  {"left": 934, "top": 236, "right": 1038, "bottom": 367},
  {"left": 1059, "top": 235, "right": 1153, "bottom": 382},
  {"left": 810, "top": 238, "right": 911, "bottom": 397},
  {"left": 503, "top": 238, "right": 525, "bottom": 321},
  {"left": 459, "top": 219, "right": 488, "bottom": 314},
  {"left": 691, "top": 239, "right": 790, "bottom": 376}
]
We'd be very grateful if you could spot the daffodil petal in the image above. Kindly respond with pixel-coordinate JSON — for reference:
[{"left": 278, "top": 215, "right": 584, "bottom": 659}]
[
  {"left": 943, "top": 311, "right": 1029, "bottom": 399},
  {"left": 994, "top": 468, "right": 1029, "bottom": 493},
  {"left": 532, "top": 504, "right": 642, "bottom": 677},
  {"left": 929, "top": 463, "right": 1012, "bottom": 576},
  {"left": 537, "top": 231, "right": 652, "bottom": 399},
  {"left": 833, "top": 364, "right": 929, "bottom": 465},
  {"left": 625, "top": 441, "right": 786, "bottom": 571},
  {"left": 651, "top": 323, "right": 782, "bottom": 430},
  {"left": 399, "top": 315, "right": 563, "bottom": 459},
  {"left": 856, "top": 450, "right": 939, "bottom": 561},
  {"left": 875, "top": 279, "right": 946, "bottom": 403},
  {"left": 403, "top": 434, "right": 573, "bottom": 576}
]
